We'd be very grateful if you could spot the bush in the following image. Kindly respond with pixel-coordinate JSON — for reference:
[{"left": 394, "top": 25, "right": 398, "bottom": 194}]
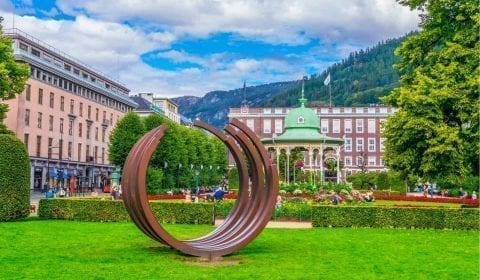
[
  {"left": 39, "top": 199, "right": 214, "bottom": 224},
  {"left": 0, "top": 134, "right": 30, "bottom": 221},
  {"left": 312, "top": 206, "right": 479, "bottom": 230}
]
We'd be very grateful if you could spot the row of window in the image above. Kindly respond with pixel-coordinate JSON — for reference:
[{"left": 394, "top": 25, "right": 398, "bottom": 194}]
[
  {"left": 344, "top": 156, "right": 386, "bottom": 167},
  {"left": 29, "top": 65, "right": 131, "bottom": 113},
  {"left": 24, "top": 109, "right": 108, "bottom": 142},
  {"left": 249, "top": 119, "right": 283, "bottom": 134},
  {"left": 260, "top": 107, "right": 390, "bottom": 114},
  {"left": 344, "top": 138, "right": 385, "bottom": 153},
  {"left": 25, "top": 134, "right": 106, "bottom": 164}
]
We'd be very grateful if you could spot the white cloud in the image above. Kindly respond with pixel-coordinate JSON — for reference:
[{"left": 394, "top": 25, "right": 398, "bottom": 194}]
[{"left": 0, "top": 1, "right": 420, "bottom": 98}]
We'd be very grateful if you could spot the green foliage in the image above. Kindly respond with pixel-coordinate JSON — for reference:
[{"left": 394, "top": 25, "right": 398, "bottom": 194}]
[
  {"left": 347, "top": 172, "right": 376, "bottom": 189},
  {"left": 0, "top": 18, "right": 30, "bottom": 124},
  {"left": 227, "top": 167, "right": 239, "bottom": 190},
  {"left": 38, "top": 199, "right": 214, "bottom": 224},
  {"left": 108, "top": 112, "right": 145, "bottom": 168},
  {"left": 347, "top": 171, "right": 406, "bottom": 193},
  {"left": 384, "top": 0, "right": 480, "bottom": 183},
  {"left": 312, "top": 205, "right": 479, "bottom": 230},
  {"left": 146, "top": 167, "right": 164, "bottom": 194},
  {"left": 462, "top": 176, "right": 480, "bottom": 194},
  {"left": 0, "top": 134, "right": 30, "bottom": 221}
]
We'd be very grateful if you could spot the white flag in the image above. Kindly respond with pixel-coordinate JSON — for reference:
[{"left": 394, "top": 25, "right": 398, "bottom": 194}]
[{"left": 323, "top": 73, "right": 331, "bottom": 86}]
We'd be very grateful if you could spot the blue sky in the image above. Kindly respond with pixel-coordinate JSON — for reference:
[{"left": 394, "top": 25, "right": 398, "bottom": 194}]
[{"left": 1, "top": 0, "right": 419, "bottom": 97}]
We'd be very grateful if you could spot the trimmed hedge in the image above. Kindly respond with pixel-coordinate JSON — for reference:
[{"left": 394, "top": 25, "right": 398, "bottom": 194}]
[
  {"left": 0, "top": 134, "right": 30, "bottom": 221},
  {"left": 39, "top": 199, "right": 214, "bottom": 224},
  {"left": 312, "top": 205, "right": 480, "bottom": 230}
]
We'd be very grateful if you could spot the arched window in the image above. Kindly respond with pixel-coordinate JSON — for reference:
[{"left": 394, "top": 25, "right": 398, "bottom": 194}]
[{"left": 297, "top": 116, "right": 305, "bottom": 124}]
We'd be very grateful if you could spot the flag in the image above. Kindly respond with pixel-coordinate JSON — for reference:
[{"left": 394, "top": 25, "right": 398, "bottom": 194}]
[{"left": 323, "top": 73, "right": 331, "bottom": 86}]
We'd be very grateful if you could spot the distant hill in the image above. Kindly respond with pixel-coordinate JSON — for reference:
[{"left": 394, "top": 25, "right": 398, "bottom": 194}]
[
  {"left": 172, "top": 81, "right": 297, "bottom": 127},
  {"left": 174, "top": 34, "right": 410, "bottom": 128}
]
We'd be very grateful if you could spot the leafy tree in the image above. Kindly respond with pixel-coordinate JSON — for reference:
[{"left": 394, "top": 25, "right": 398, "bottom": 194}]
[
  {"left": 146, "top": 167, "right": 164, "bottom": 194},
  {"left": 383, "top": 0, "right": 479, "bottom": 184},
  {"left": 108, "top": 112, "right": 145, "bottom": 168},
  {"left": 0, "top": 17, "right": 30, "bottom": 132}
]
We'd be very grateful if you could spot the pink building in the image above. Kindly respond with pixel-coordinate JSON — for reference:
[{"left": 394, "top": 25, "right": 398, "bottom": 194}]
[
  {"left": 3, "top": 29, "right": 137, "bottom": 192},
  {"left": 228, "top": 104, "right": 397, "bottom": 181}
]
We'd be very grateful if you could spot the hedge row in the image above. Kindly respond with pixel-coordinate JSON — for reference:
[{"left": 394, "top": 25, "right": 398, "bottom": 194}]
[
  {"left": 0, "top": 134, "right": 31, "bottom": 221},
  {"left": 38, "top": 199, "right": 214, "bottom": 224},
  {"left": 312, "top": 206, "right": 479, "bottom": 230}
]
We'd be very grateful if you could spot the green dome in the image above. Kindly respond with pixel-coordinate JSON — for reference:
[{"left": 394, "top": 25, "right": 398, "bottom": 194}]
[{"left": 284, "top": 106, "right": 319, "bottom": 129}]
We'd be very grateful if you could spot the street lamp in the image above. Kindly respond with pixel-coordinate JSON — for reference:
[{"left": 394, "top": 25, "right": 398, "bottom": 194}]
[{"left": 195, "top": 170, "right": 200, "bottom": 195}]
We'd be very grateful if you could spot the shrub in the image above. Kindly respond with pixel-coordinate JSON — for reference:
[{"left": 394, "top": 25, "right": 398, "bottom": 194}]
[
  {"left": 0, "top": 134, "right": 30, "bottom": 221},
  {"left": 312, "top": 206, "right": 479, "bottom": 230},
  {"left": 39, "top": 199, "right": 214, "bottom": 224}
]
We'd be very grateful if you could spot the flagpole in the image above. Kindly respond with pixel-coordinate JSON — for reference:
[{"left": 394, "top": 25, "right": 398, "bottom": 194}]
[{"left": 329, "top": 84, "right": 332, "bottom": 108}]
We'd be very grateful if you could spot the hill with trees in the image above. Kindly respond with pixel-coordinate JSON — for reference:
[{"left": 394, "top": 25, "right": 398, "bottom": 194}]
[{"left": 174, "top": 34, "right": 411, "bottom": 128}]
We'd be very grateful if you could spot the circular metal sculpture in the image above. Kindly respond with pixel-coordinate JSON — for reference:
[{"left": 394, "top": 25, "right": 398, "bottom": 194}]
[{"left": 122, "top": 119, "right": 279, "bottom": 259}]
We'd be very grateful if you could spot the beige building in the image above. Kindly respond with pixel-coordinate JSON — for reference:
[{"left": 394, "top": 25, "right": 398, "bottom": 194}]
[
  {"left": 3, "top": 29, "right": 137, "bottom": 192},
  {"left": 136, "top": 93, "right": 180, "bottom": 123}
]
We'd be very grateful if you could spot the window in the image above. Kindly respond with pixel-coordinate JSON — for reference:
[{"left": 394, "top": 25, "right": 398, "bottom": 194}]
[
  {"left": 48, "top": 138, "right": 53, "bottom": 159},
  {"left": 345, "top": 138, "right": 352, "bottom": 152},
  {"left": 368, "top": 138, "right": 376, "bottom": 152},
  {"left": 263, "top": 108, "right": 271, "bottom": 114},
  {"left": 344, "top": 119, "right": 352, "bottom": 133},
  {"left": 274, "top": 108, "right": 283, "bottom": 114},
  {"left": 86, "top": 145, "right": 90, "bottom": 162},
  {"left": 88, "top": 106, "right": 91, "bottom": 119},
  {"left": 344, "top": 156, "right": 352, "bottom": 166},
  {"left": 60, "top": 118, "right": 64, "bottom": 134},
  {"left": 49, "top": 92, "right": 54, "bottom": 108},
  {"left": 263, "top": 119, "right": 271, "bottom": 133},
  {"left": 95, "top": 108, "right": 99, "bottom": 121},
  {"left": 333, "top": 119, "right": 340, "bottom": 133},
  {"left": 77, "top": 143, "right": 82, "bottom": 162},
  {"left": 356, "top": 119, "right": 364, "bottom": 133},
  {"left": 19, "top": 42, "right": 28, "bottom": 51},
  {"left": 37, "top": 112, "right": 42, "bottom": 129},
  {"left": 68, "top": 141, "right": 72, "bottom": 159},
  {"left": 102, "top": 147, "right": 105, "bottom": 164},
  {"left": 24, "top": 133, "right": 29, "bottom": 150},
  {"left": 102, "top": 128, "right": 106, "bottom": 142},
  {"left": 356, "top": 156, "right": 364, "bottom": 166},
  {"left": 68, "top": 119, "right": 73, "bottom": 136},
  {"left": 36, "top": 136, "right": 41, "bottom": 157},
  {"left": 368, "top": 156, "right": 376, "bottom": 166},
  {"left": 102, "top": 111, "right": 106, "bottom": 123},
  {"left": 368, "top": 119, "right": 376, "bottom": 133},
  {"left": 275, "top": 119, "right": 283, "bottom": 133},
  {"left": 58, "top": 139, "right": 63, "bottom": 160},
  {"left": 94, "top": 146, "right": 98, "bottom": 163},
  {"left": 79, "top": 102, "right": 83, "bottom": 117},
  {"left": 25, "top": 109, "right": 30, "bottom": 126},
  {"left": 356, "top": 138, "right": 364, "bottom": 152},
  {"left": 78, "top": 123, "right": 83, "bottom": 137},
  {"left": 38, "top": 88, "right": 43, "bottom": 105},
  {"left": 95, "top": 127, "right": 98, "bottom": 141},
  {"left": 70, "top": 99, "right": 74, "bottom": 114},
  {"left": 321, "top": 119, "right": 329, "bottom": 133},
  {"left": 60, "top": 96, "right": 65, "bottom": 111},
  {"left": 380, "top": 138, "right": 385, "bottom": 152},
  {"left": 246, "top": 119, "right": 254, "bottom": 131},
  {"left": 110, "top": 113, "right": 113, "bottom": 125},
  {"left": 25, "top": 84, "right": 31, "bottom": 101},
  {"left": 86, "top": 124, "right": 91, "bottom": 140},
  {"left": 49, "top": 115, "right": 54, "bottom": 131},
  {"left": 31, "top": 48, "right": 40, "bottom": 57}
]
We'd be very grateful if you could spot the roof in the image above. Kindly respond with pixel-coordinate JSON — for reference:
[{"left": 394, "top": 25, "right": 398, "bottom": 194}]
[
  {"left": 261, "top": 79, "right": 343, "bottom": 145},
  {"left": 130, "top": 96, "right": 165, "bottom": 114}
]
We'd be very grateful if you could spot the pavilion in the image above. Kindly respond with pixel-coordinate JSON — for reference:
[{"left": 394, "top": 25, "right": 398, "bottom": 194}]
[{"left": 261, "top": 80, "right": 344, "bottom": 184}]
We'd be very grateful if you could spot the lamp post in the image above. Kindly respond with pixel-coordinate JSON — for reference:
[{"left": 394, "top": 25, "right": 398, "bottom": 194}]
[{"left": 195, "top": 170, "right": 200, "bottom": 195}]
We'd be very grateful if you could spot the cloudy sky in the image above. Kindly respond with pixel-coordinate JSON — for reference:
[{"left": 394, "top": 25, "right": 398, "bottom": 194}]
[{"left": 0, "top": 0, "right": 419, "bottom": 97}]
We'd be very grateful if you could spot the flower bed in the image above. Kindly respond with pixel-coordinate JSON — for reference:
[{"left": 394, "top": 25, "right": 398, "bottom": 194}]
[{"left": 375, "top": 194, "right": 479, "bottom": 205}]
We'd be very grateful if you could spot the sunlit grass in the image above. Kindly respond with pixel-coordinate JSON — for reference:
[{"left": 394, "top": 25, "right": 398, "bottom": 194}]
[{"left": 0, "top": 218, "right": 478, "bottom": 279}]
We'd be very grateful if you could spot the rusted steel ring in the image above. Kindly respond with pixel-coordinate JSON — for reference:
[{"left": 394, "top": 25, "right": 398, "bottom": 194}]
[{"left": 121, "top": 120, "right": 279, "bottom": 258}]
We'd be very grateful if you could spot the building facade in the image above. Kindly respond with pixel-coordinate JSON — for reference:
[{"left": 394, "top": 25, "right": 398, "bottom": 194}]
[
  {"left": 3, "top": 29, "right": 137, "bottom": 192},
  {"left": 136, "top": 93, "right": 180, "bottom": 123},
  {"left": 228, "top": 104, "right": 396, "bottom": 181}
]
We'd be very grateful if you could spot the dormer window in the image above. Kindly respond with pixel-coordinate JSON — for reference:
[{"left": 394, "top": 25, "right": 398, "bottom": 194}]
[{"left": 297, "top": 116, "right": 305, "bottom": 124}]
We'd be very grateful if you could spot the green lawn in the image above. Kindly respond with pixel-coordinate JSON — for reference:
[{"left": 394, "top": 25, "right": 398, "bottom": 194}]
[{"left": 0, "top": 218, "right": 478, "bottom": 280}]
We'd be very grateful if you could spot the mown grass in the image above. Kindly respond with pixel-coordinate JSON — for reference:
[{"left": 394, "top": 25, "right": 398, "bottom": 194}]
[{"left": 0, "top": 218, "right": 478, "bottom": 280}]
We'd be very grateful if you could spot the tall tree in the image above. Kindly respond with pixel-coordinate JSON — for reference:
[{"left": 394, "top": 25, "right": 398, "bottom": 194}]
[
  {"left": 0, "top": 17, "right": 30, "bottom": 133},
  {"left": 383, "top": 1, "right": 479, "bottom": 183},
  {"left": 108, "top": 112, "right": 145, "bottom": 168}
]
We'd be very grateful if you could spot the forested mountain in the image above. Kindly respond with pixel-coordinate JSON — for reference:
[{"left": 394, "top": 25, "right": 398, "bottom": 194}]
[{"left": 174, "top": 34, "right": 410, "bottom": 128}]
